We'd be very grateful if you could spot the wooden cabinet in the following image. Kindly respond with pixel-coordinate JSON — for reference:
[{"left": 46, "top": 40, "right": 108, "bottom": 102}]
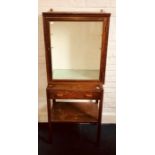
[
  {"left": 47, "top": 83, "right": 102, "bottom": 99},
  {"left": 42, "top": 12, "right": 111, "bottom": 145}
]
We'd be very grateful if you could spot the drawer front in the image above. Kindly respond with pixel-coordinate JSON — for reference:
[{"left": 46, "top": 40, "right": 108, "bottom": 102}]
[{"left": 48, "top": 90, "right": 101, "bottom": 99}]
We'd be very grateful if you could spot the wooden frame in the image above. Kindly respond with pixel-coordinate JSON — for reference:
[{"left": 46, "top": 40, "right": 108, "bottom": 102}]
[
  {"left": 42, "top": 12, "right": 111, "bottom": 145},
  {"left": 43, "top": 12, "right": 110, "bottom": 84}
]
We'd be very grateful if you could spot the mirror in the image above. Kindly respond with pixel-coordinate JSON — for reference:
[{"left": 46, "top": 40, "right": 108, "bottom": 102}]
[{"left": 50, "top": 21, "right": 103, "bottom": 80}]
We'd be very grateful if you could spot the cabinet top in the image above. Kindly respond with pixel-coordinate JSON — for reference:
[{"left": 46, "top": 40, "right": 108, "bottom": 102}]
[{"left": 47, "top": 83, "right": 103, "bottom": 92}]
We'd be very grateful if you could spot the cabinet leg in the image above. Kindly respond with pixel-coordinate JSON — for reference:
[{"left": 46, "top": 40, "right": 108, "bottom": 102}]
[
  {"left": 95, "top": 100, "right": 98, "bottom": 104},
  {"left": 96, "top": 123, "right": 101, "bottom": 146},
  {"left": 96, "top": 91, "right": 104, "bottom": 146},
  {"left": 53, "top": 99, "right": 56, "bottom": 104},
  {"left": 47, "top": 97, "right": 52, "bottom": 143}
]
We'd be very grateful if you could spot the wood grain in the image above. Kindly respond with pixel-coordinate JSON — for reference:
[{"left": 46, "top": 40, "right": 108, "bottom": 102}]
[{"left": 51, "top": 102, "right": 98, "bottom": 123}]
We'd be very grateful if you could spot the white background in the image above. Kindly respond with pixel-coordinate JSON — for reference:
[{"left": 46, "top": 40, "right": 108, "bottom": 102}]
[{"left": 0, "top": 0, "right": 155, "bottom": 155}]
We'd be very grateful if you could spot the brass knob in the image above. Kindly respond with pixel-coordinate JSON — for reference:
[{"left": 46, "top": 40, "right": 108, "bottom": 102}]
[
  {"left": 96, "top": 86, "right": 100, "bottom": 90},
  {"left": 85, "top": 93, "right": 93, "bottom": 97},
  {"left": 56, "top": 93, "right": 63, "bottom": 97}
]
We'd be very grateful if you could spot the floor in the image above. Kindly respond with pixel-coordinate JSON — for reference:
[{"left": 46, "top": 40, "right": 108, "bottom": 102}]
[{"left": 38, "top": 123, "right": 116, "bottom": 155}]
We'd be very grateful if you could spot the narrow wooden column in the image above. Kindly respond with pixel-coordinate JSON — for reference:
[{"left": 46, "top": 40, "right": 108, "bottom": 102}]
[
  {"left": 96, "top": 90, "right": 104, "bottom": 146},
  {"left": 46, "top": 89, "right": 52, "bottom": 143},
  {"left": 53, "top": 99, "right": 56, "bottom": 104}
]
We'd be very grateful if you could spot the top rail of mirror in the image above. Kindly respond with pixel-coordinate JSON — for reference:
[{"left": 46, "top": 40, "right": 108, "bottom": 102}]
[{"left": 43, "top": 12, "right": 111, "bottom": 18}]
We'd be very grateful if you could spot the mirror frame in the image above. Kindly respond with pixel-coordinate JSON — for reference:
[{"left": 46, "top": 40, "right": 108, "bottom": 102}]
[{"left": 42, "top": 12, "right": 111, "bottom": 84}]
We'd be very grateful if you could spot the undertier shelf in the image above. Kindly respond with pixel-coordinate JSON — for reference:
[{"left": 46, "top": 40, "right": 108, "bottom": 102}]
[{"left": 51, "top": 102, "right": 99, "bottom": 123}]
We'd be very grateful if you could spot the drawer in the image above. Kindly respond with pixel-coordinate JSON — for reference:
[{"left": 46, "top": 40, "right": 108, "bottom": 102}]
[{"left": 48, "top": 90, "right": 101, "bottom": 99}]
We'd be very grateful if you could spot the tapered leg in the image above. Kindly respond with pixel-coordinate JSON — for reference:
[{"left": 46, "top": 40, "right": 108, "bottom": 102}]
[
  {"left": 53, "top": 99, "right": 56, "bottom": 104},
  {"left": 96, "top": 91, "right": 104, "bottom": 146},
  {"left": 96, "top": 122, "right": 101, "bottom": 145},
  {"left": 46, "top": 92, "right": 52, "bottom": 143}
]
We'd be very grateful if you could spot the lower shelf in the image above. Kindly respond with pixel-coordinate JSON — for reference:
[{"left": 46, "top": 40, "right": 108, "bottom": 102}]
[{"left": 51, "top": 102, "right": 99, "bottom": 123}]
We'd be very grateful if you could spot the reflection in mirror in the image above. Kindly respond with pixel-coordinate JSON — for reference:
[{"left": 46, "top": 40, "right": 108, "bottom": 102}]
[{"left": 50, "top": 21, "right": 103, "bottom": 80}]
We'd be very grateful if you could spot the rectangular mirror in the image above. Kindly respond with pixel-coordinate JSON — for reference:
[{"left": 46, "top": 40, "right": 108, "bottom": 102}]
[{"left": 50, "top": 21, "right": 103, "bottom": 80}]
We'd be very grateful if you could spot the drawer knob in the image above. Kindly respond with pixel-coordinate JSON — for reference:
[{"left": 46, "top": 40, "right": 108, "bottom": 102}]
[
  {"left": 85, "top": 93, "right": 93, "bottom": 97},
  {"left": 96, "top": 86, "right": 100, "bottom": 90},
  {"left": 56, "top": 93, "right": 63, "bottom": 97}
]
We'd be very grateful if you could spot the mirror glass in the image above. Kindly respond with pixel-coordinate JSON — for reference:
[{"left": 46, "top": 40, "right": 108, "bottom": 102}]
[{"left": 50, "top": 21, "right": 103, "bottom": 80}]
